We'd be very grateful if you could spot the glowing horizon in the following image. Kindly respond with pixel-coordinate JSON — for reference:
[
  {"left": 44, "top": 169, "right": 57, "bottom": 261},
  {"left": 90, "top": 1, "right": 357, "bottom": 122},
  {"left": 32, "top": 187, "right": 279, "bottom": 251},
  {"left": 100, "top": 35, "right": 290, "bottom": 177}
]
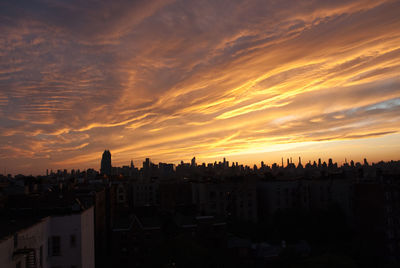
[{"left": 1, "top": 0, "right": 400, "bottom": 175}]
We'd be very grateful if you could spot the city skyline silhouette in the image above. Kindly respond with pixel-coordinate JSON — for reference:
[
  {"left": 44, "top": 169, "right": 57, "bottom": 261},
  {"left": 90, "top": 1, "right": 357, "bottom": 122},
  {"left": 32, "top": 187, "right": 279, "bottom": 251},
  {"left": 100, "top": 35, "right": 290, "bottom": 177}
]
[{"left": 1, "top": 1, "right": 400, "bottom": 267}]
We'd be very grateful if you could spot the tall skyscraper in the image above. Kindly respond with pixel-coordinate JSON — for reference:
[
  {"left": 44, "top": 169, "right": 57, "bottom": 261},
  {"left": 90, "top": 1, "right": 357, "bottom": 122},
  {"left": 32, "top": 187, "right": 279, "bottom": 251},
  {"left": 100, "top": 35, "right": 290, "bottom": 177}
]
[{"left": 100, "top": 150, "right": 112, "bottom": 176}]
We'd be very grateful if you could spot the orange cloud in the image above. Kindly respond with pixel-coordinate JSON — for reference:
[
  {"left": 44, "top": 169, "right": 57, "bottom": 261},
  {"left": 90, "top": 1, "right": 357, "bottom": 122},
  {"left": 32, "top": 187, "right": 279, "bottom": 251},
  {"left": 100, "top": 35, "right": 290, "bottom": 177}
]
[{"left": 1, "top": 0, "right": 400, "bottom": 174}]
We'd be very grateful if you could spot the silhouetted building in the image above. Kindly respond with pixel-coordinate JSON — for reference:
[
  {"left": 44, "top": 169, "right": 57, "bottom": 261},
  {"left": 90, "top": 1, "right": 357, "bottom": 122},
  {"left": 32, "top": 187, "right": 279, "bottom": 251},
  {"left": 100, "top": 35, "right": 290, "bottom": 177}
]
[
  {"left": 257, "top": 178, "right": 352, "bottom": 222},
  {"left": 192, "top": 181, "right": 258, "bottom": 222},
  {"left": 100, "top": 150, "right": 112, "bottom": 176},
  {"left": 132, "top": 181, "right": 159, "bottom": 207},
  {"left": 353, "top": 180, "right": 400, "bottom": 264}
]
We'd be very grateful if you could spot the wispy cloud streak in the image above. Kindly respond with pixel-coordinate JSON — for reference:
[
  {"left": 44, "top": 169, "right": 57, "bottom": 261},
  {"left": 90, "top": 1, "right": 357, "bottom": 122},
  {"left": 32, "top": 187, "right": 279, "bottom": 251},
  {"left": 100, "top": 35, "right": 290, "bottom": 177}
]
[{"left": 0, "top": 0, "right": 399, "bottom": 174}]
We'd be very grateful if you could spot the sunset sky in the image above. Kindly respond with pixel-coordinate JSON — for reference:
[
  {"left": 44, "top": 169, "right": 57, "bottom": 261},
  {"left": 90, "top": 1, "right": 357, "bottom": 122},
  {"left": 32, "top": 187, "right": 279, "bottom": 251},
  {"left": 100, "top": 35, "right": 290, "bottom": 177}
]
[{"left": 1, "top": 0, "right": 400, "bottom": 175}]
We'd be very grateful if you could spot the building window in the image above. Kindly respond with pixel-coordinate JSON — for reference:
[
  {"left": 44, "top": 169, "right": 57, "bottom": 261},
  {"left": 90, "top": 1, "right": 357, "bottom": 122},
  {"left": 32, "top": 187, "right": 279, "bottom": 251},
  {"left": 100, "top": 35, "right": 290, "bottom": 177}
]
[
  {"left": 51, "top": 236, "right": 61, "bottom": 256},
  {"left": 40, "top": 245, "right": 43, "bottom": 266},
  {"left": 387, "top": 229, "right": 394, "bottom": 239},
  {"left": 48, "top": 238, "right": 51, "bottom": 257},
  {"left": 209, "top": 191, "right": 216, "bottom": 199},
  {"left": 386, "top": 206, "right": 393, "bottom": 213},
  {"left": 14, "top": 233, "right": 18, "bottom": 248},
  {"left": 70, "top": 234, "right": 76, "bottom": 248}
]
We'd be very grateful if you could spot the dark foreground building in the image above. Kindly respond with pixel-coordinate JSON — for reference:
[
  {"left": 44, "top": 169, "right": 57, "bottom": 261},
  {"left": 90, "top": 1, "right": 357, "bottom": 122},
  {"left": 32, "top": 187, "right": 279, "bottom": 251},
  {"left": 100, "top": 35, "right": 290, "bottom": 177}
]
[{"left": 100, "top": 150, "right": 112, "bottom": 176}]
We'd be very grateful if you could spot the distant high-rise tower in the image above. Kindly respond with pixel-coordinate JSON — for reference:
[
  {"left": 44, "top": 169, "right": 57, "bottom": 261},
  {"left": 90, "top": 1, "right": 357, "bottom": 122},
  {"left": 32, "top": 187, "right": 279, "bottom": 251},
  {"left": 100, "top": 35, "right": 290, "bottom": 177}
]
[{"left": 100, "top": 150, "right": 112, "bottom": 176}]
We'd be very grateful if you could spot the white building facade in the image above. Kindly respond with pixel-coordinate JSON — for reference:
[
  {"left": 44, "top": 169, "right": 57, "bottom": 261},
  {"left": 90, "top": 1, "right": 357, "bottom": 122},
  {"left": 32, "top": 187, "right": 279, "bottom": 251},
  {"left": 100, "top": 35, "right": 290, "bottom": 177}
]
[{"left": 0, "top": 207, "right": 95, "bottom": 268}]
